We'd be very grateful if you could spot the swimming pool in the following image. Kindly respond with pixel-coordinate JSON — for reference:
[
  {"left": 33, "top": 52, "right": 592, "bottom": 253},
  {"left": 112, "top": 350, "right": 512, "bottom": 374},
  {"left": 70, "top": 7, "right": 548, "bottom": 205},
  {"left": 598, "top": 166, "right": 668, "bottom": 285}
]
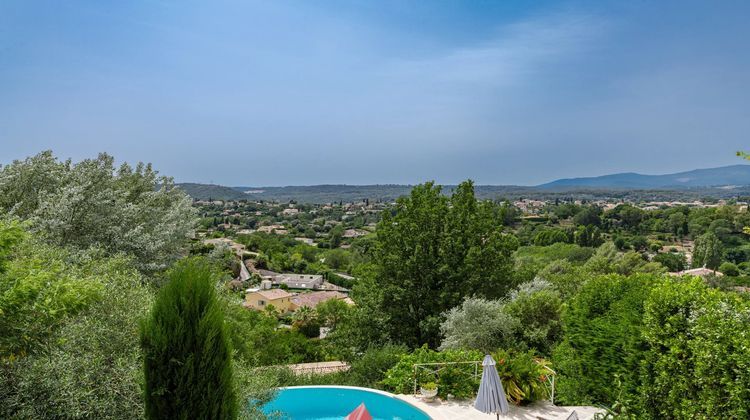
[{"left": 261, "top": 386, "right": 431, "bottom": 420}]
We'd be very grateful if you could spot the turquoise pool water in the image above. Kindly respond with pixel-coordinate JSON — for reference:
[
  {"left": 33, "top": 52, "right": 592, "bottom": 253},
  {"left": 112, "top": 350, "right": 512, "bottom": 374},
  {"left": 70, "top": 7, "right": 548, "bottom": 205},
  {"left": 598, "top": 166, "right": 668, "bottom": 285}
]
[{"left": 262, "top": 386, "right": 431, "bottom": 420}]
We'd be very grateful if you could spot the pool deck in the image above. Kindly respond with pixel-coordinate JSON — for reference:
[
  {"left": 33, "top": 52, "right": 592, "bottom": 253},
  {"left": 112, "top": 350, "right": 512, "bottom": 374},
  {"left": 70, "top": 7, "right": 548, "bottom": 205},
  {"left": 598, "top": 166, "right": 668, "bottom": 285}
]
[{"left": 396, "top": 395, "right": 604, "bottom": 420}]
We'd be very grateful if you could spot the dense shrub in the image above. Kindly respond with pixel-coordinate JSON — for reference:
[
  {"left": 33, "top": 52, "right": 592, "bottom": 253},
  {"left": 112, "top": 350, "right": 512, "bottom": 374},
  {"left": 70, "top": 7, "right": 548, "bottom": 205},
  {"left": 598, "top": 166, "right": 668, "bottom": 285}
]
[
  {"left": 347, "top": 344, "right": 408, "bottom": 389},
  {"left": 719, "top": 261, "right": 740, "bottom": 276},
  {"left": 382, "top": 346, "right": 483, "bottom": 399},
  {"left": 382, "top": 346, "right": 550, "bottom": 403},
  {"left": 504, "top": 283, "right": 562, "bottom": 356},
  {"left": 534, "top": 228, "right": 569, "bottom": 246},
  {"left": 0, "top": 254, "right": 152, "bottom": 419},
  {"left": 556, "top": 274, "right": 750, "bottom": 418},
  {"left": 640, "top": 278, "right": 750, "bottom": 418},
  {"left": 439, "top": 298, "right": 517, "bottom": 352},
  {"left": 221, "top": 294, "right": 324, "bottom": 366},
  {"left": 653, "top": 251, "right": 687, "bottom": 272},
  {"left": 140, "top": 259, "right": 237, "bottom": 419},
  {"left": 553, "top": 274, "right": 658, "bottom": 406},
  {"left": 494, "top": 349, "right": 552, "bottom": 405}
]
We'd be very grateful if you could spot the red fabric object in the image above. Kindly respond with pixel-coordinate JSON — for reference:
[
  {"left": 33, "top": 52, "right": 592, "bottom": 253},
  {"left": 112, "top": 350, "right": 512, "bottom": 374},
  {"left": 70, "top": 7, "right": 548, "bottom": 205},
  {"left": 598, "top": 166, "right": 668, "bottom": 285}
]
[{"left": 346, "top": 403, "right": 373, "bottom": 420}]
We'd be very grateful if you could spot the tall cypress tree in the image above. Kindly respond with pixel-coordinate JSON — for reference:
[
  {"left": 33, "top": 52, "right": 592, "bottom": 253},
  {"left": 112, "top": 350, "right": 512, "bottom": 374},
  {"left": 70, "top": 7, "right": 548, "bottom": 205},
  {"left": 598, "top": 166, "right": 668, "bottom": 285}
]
[{"left": 140, "top": 258, "right": 237, "bottom": 419}]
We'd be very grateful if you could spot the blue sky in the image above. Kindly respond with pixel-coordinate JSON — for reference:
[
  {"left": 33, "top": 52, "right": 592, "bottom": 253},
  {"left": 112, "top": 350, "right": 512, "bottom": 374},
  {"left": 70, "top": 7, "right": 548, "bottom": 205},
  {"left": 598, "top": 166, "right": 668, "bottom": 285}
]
[{"left": 1, "top": 0, "right": 749, "bottom": 186}]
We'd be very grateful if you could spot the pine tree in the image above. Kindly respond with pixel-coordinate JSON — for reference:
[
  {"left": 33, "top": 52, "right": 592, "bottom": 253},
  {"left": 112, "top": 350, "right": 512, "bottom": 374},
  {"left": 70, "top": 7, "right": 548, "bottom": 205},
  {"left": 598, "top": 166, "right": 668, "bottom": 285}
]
[{"left": 140, "top": 258, "right": 237, "bottom": 420}]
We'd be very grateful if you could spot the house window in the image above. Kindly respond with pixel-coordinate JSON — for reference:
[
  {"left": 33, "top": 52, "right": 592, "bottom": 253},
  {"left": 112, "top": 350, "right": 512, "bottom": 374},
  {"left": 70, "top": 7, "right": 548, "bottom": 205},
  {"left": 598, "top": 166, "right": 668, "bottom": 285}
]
[{"left": 258, "top": 300, "right": 266, "bottom": 306}]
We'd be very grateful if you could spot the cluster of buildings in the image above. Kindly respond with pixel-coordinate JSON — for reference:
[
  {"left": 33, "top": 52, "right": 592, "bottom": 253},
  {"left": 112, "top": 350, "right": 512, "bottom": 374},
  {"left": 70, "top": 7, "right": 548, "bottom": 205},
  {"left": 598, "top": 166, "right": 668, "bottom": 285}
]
[
  {"left": 255, "top": 270, "right": 348, "bottom": 292},
  {"left": 241, "top": 269, "right": 353, "bottom": 314},
  {"left": 244, "top": 288, "right": 353, "bottom": 313}
]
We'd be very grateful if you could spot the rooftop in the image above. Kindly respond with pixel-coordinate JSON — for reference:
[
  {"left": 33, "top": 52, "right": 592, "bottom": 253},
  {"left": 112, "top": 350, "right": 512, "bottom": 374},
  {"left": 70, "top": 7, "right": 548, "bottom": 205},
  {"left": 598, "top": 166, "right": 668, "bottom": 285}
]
[
  {"left": 291, "top": 291, "right": 350, "bottom": 309},
  {"left": 250, "top": 289, "right": 294, "bottom": 300}
]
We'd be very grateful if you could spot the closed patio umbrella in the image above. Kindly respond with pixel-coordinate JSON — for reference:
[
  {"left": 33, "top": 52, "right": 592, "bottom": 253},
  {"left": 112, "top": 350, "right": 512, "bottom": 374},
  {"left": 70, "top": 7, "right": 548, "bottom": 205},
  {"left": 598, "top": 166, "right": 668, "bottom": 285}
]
[
  {"left": 474, "top": 354, "right": 509, "bottom": 420},
  {"left": 346, "top": 403, "right": 373, "bottom": 420}
]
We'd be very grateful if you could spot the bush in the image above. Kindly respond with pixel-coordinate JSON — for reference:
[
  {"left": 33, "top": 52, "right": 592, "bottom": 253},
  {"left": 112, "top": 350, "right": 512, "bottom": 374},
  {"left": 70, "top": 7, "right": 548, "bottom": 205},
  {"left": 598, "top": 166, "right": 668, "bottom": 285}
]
[
  {"left": 553, "top": 274, "right": 659, "bottom": 406},
  {"left": 439, "top": 298, "right": 517, "bottom": 353},
  {"left": 347, "top": 345, "right": 408, "bottom": 389},
  {"left": 382, "top": 346, "right": 551, "bottom": 404},
  {"left": 504, "top": 284, "right": 562, "bottom": 356},
  {"left": 494, "top": 349, "right": 552, "bottom": 405},
  {"left": 382, "top": 346, "right": 483, "bottom": 399},
  {"left": 0, "top": 254, "right": 152, "bottom": 419},
  {"left": 719, "top": 261, "right": 740, "bottom": 277},
  {"left": 556, "top": 274, "right": 750, "bottom": 418},
  {"left": 140, "top": 258, "right": 237, "bottom": 419},
  {"left": 640, "top": 278, "right": 750, "bottom": 418},
  {"left": 653, "top": 252, "right": 687, "bottom": 272}
]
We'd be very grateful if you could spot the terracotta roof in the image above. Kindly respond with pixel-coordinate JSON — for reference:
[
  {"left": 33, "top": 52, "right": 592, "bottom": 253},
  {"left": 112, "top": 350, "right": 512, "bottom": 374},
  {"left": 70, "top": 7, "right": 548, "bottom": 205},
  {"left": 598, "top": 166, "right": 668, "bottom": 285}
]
[
  {"left": 291, "top": 291, "right": 349, "bottom": 309},
  {"left": 250, "top": 289, "right": 293, "bottom": 300}
]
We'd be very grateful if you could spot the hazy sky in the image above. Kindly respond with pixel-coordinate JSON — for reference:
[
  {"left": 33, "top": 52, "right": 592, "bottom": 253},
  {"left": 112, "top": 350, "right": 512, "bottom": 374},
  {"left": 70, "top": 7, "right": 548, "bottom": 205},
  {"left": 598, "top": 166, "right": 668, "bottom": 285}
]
[{"left": 1, "top": 1, "right": 749, "bottom": 186}]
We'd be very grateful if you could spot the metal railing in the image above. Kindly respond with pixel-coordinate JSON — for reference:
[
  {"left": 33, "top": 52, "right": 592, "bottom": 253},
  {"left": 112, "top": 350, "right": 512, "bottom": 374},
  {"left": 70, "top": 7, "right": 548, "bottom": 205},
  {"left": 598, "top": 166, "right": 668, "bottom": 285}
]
[{"left": 412, "top": 360, "right": 557, "bottom": 404}]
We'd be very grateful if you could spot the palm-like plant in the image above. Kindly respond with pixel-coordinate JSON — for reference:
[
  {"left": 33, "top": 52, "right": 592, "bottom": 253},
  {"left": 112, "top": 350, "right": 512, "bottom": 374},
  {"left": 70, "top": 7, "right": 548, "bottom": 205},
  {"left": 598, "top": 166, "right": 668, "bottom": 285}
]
[{"left": 292, "top": 306, "right": 321, "bottom": 338}]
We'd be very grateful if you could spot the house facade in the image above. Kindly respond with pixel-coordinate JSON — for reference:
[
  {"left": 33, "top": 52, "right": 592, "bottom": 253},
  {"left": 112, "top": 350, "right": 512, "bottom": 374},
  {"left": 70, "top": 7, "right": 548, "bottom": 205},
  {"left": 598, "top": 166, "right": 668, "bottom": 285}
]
[{"left": 244, "top": 288, "right": 294, "bottom": 312}]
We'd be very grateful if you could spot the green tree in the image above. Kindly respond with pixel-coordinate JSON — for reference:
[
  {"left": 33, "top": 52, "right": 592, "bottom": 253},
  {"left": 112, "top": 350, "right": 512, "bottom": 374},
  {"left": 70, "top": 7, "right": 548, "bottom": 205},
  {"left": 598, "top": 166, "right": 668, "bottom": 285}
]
[
  {"left": 692, "top": 232, "right": 722, "bottom": 269},
  {"left": 504, "top": 281, "right": 562, "bottom": 356},
  {"left": 534, "top": 228, "right": 569, "bottom": 246},
  {"left": 140, "top": 259, "right": 237, "bottom": 420},
  {"left": 0, "top": 151, "right": 196, "bottom": 272},
  {"left": 653, "top": 252, "right": 687, "bottom": 272},
  {"left": 371, "top": 181, "right": 518, "bottom": 348},
  {"left": 572, "top": 206, "right": 602, "bottom": 227}
]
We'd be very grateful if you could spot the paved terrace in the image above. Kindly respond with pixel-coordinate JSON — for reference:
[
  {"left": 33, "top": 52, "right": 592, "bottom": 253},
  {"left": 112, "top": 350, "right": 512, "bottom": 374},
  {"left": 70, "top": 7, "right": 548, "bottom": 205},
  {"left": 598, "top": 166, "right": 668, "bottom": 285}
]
[{"left": 397, "top": 395, "right": 604, "bottom": 420}]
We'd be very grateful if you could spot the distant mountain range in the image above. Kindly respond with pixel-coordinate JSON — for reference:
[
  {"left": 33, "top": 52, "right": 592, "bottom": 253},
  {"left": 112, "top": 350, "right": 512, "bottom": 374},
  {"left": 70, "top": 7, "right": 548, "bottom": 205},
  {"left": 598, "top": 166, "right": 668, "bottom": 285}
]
[
  {"left": 176, "top": 164, "right": 750, "bottom": 203},
  {"left": 538, "top": 165, "right": 750, "bottom": 190}
]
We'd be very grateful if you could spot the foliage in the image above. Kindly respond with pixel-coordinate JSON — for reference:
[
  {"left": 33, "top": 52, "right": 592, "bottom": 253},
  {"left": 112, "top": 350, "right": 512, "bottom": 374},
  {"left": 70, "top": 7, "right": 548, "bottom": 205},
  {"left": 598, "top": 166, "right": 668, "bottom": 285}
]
[
  {"left": 534, "top": 228, "right": 569, "bottom": 246},
  {"left": 493, "top": 349, "right": 551, "bottom": 405},
  {"left": 316, "top": 297, "right": 352, "bottom": 330},
  {"left": 327, "top": 275, "right": 390, "bottom": 357},
  {"left": 140, "top": 258, "right": 237, "bottom": 420},
  {"left": 692, "top": 232, "right": 723, "bottom": 269},
  {"left": 439, "top": 282, "right": 562, "bottom": 357},
  {"left": 221, "top": 293, "right": 323, "bottom": 366},
  {"left": 719, "top": 261, "right": 740, "bottom": 276},
  {"left": 382, "top": 346, "right": 484, "bottom": 399},
  {"left": 421, "top": 381, "right": 437, "bottom": 390},
  {"left": 0, "top": 222, "right": 103, "bottom": 360},
  {"left": 584, "top": 242, "right": 665, "bottom": 275},
  {"left": 369, "top": 180, "right": 518, "bottom": 348},
  {"left": 556, "top": 273, "right": 750, "bottom": 419},
  {"left": 504, "top": 282, "right": 562, "bottom": 356},
  {"left": 439, "top": 297, "right": 517, "bottom": 353},
  {"left": 346, "top": 344, "right": 408, "bottom": 389},
  {"left": 653, "top": 251, "right": 687, "bottom": 272},
  {"left": 0, "top": 253, "right": 152, "bottom": 419},
  {"left": 292, "top": 306, "right": 322, "bottom": 338},
  {"left": 553, "top": 273, "right": 659, "bottom": 406},
  {"left": 382, "top": 346, "right": 550, "bottom": 404},
  {"left": 0, "top": 151, "right": 196, "bottom": 272},
  {"left": 639, "top": 278, "right": 750, "bottom": 419}
]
